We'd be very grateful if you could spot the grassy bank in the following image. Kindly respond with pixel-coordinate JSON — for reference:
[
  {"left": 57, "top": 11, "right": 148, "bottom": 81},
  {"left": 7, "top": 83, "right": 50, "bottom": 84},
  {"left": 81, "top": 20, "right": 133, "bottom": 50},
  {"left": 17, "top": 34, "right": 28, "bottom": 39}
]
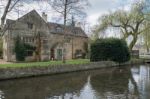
[
  {"left": 0, "top": 58, "right": 145, "bottom": 69},
  {"left": 0, "top": 59, "right": 90, "bottom": 68}
]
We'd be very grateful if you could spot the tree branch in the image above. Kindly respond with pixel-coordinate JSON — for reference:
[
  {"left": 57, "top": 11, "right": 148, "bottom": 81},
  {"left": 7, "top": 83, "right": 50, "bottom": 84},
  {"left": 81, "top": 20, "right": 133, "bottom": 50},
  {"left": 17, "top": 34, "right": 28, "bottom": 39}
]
[
  {"left": 1, "top": 0, "right": 11, "bottom": 27},
  {"left": 8, "top": 0, "right": 21, "bottom": 12}
]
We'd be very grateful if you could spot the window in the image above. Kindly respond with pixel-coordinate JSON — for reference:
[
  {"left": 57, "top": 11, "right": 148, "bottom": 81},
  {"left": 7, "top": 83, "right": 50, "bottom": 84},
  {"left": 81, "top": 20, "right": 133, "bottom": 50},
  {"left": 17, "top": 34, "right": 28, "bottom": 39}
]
[
  {"left": 23, "top": 37, "right": 34, "bottom": 43},
  {"left": 73, "top": 29, "right": 78, "bottom": 34},
  {"left": 43, "top": 40, "right": 48, "bottom": 44},
  {"left": 25, "top": 50, "right": 33, "bottom": 56},
  {"left": 64, "top": 36, "right": 71, "bottom": 43},
  {"left": 27, "top": 22, "right": 33, "bottom": 29},
  {"left": 56, "top": 27, "right": 63, "bottom": 33},
  {"left": 43, "top": 40, "right": 48, "bottom": 49},
  {"left": 75, "top": 49, "right": 82, "bottom": 58},
  {"left": 43, "top": 45, "right": 49, "bottom": 49}
]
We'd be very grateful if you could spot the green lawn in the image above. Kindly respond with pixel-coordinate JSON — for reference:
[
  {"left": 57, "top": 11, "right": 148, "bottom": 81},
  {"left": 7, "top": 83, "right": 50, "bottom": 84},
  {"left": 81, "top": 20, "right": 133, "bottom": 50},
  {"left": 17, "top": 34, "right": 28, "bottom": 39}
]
[{"left": 0, "top": 59, "right": 90, "bottom": 68}]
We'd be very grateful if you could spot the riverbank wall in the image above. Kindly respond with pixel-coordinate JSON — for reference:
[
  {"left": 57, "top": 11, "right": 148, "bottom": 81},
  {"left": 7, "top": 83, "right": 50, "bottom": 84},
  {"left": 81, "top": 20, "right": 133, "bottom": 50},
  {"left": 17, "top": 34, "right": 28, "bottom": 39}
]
[{"left": 0, "top": 59, "right": 145, "bottom": 80}]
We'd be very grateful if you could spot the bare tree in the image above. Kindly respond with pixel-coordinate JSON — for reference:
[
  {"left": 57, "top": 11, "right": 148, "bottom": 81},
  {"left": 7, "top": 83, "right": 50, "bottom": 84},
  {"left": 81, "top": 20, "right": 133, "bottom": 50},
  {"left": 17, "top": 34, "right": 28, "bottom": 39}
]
[
  {"left": 0, "top": 0, "right": 21, "bottom": 28},
  {"left": 49, "top": 0, "right": 88, "bottom": 26},
  {"left": 49, "top": 0, "right": 88, "bottom": 63},
  {"left": 0, "top": 0, "right": 50, "bottom": 28}
]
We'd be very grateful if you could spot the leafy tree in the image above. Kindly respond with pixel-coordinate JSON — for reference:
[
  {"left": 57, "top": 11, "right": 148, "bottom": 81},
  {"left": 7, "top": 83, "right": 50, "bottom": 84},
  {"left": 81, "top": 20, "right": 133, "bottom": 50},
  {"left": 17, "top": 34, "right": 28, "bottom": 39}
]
[
  {"left": 94, "top": 2, "right": 149, "bottom": 50},
  {"left": 90, "top": 38, "right": 130, "bottom": 63}
]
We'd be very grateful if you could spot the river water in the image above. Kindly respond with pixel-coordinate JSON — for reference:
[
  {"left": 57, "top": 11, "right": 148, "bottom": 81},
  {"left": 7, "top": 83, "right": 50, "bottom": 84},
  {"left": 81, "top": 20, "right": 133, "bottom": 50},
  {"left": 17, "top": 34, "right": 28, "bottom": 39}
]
[{"left": 0, "top": 64, "right": 149, "bottom": 99}]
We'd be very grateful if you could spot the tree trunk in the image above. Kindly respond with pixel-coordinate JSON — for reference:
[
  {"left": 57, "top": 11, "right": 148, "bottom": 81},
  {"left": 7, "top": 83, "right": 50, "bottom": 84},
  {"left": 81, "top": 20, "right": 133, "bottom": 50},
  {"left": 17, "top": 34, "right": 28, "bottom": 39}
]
[
  {"left": 35, "top": 32, "right": 41, "bottom": 62},
  {"left": 37, "top": 33, "right": 41, "bottom": 61},
  {"left": 145, "top": 34, "right": 149, "bottom": 53},
  {"left": 146, "top": 42, "right": 149, "bottom": 53},
  {"left": 62, "top": 0, "right": 68, "bottom": 63},
  {"left": 1, "top": 0, "right": 11, "bottom": 28},
  {"left": 122, "top": 33, "right": 129, "bottom": 40},
  {"left": 64, "top": 0, "right": 67, "bottom": 26},
  {"left": 129, "top": 35, "right": 138, "bottom": 51},
  {"left": 129, "top": 69, "right": 139, "bottom": 95}
]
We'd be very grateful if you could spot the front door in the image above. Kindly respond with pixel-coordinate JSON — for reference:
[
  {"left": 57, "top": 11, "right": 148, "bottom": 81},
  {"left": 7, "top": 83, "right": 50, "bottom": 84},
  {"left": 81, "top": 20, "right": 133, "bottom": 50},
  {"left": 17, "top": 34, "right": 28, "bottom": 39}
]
[
  {"left": 51, "top": 49, "right": 55, "bottom": 60},
  {"left": 57, "top": 49, "right": 63, "bottom": 60}
]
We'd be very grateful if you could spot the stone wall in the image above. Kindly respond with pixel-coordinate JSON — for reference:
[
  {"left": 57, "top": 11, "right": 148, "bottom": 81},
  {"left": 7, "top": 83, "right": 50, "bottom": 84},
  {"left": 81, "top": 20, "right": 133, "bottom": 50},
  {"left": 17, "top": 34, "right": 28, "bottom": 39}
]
[
  {"left": 50, "top": 33, "right": 88, "bottom": 60},
  {"left": 3, "top": 11, "right": 50, "bottom": 62},
  {"left": 0, "top": 59, "right": 145, "bottom": 80},
  {"left": 3, "top": 10, "right": 88, "bottom": 62}
]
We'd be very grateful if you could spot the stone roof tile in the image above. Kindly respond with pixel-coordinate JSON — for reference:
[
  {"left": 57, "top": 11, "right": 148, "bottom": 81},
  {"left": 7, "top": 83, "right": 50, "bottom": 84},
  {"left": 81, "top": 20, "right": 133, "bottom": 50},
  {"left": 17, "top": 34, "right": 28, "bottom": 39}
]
[{"left": 47, "top": 22, "right": 88, "bottom": 37}]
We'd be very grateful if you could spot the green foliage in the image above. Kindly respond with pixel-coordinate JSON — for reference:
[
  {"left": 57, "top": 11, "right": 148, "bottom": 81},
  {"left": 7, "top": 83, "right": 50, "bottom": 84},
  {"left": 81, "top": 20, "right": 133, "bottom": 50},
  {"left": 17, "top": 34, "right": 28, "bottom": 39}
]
[
  {"left": 90, "top": 38, "right": 130, "bottom": 63},
  {"left": 14, "top": 36, "right": 26, "bottom": 61},
  {"left": 14, "top": 36, "right": 36, "bottom": 61}
]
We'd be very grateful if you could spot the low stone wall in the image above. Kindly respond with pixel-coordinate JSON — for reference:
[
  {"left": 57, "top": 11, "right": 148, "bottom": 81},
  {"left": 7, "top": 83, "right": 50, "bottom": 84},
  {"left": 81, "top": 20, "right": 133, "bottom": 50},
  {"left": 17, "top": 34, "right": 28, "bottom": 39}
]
[{"left": 0, "top": 59, "right": 145, "bottom": 80}]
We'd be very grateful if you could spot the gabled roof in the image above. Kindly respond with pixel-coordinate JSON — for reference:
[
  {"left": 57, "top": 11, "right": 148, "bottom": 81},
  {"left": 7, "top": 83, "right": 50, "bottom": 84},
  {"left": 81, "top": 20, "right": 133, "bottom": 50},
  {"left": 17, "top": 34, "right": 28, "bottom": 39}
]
[
  {"left": 17, "top": 10, "right": 47, "bottom": 24},
  {"left": 48, "top": 22, "right": 88, "bottom": 37},
  {"left": 3, "top": 10, "right": 88, "bottom": 38},
  {"left": 18, "top": 10, "right": 37, "bottom": 20}
]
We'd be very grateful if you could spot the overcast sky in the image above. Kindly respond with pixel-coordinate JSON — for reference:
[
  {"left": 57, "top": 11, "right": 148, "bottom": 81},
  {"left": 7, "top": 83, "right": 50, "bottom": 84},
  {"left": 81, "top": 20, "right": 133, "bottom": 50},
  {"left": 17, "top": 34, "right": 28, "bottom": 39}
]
[
  {"left": 0, "top": 0, "right": 136, "bottom": 27},
  {"left": 87, "top": 0, "right": 135, "bottom": 25}
]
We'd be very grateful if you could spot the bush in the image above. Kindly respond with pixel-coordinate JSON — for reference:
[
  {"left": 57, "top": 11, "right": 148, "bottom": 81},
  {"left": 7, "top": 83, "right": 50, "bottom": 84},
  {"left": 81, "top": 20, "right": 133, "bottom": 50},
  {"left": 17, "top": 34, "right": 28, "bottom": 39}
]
[
  {"left": 14, "top": 36, "right": 26, "bottom": 61},
  {"left": 90, "top": 38, "right": 130, "bottom": 63}
]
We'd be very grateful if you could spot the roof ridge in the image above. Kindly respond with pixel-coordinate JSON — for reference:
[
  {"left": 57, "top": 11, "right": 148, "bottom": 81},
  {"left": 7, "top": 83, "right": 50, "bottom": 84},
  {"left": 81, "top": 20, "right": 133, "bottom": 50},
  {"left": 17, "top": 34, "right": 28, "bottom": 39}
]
[{"left": 18, "top": 9, "right": 37, "bottom": 20}]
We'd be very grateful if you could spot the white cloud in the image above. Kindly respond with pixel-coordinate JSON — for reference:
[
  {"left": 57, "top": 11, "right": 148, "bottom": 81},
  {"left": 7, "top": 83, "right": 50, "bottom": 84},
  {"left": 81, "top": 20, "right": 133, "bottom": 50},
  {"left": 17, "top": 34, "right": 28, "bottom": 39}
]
[{"left": 87, "top": 13, "right": 100, "bottom": 26}]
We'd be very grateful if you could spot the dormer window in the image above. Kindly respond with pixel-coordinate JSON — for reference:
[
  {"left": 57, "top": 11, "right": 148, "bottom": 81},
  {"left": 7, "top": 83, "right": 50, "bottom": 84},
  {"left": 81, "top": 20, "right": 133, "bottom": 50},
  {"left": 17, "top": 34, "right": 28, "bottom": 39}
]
[
  {"left": 27, "top": 22, "right": 33, "bottom": 29},
  {"left": 56, "top": 27, "right": 63, "bottom": 33}
]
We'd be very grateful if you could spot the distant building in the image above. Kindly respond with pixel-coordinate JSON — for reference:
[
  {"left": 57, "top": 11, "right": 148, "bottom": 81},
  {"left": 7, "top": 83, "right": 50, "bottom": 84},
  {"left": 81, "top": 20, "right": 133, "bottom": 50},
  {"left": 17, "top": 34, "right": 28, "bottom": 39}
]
[{"left": 2, "top": 10, "right": 88, "bottom": 62}]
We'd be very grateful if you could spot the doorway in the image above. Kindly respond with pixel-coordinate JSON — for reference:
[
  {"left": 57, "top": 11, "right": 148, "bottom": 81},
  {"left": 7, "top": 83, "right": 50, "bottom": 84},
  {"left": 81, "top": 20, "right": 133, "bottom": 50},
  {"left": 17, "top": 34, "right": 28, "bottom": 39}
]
[{"left": 56, "top": 49, "right": 63, "bottom": 60}]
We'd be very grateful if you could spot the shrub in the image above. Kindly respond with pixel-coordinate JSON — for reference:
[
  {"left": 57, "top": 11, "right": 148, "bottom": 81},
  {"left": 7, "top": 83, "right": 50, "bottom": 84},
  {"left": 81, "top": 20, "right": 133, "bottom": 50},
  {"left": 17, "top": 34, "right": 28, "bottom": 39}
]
[
  {"left": 14, "top": 36, "right": 26, "bottom": 61},
  {"left": 90, "top": 38, "right": 130, "bottom": 63}
]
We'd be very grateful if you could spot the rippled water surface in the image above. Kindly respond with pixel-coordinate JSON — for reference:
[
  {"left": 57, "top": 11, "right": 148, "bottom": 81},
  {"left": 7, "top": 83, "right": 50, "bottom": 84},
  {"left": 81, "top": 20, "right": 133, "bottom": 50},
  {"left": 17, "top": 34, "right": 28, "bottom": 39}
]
[{"left": 0, "top": 64, "right": 149, "bottom": 99}]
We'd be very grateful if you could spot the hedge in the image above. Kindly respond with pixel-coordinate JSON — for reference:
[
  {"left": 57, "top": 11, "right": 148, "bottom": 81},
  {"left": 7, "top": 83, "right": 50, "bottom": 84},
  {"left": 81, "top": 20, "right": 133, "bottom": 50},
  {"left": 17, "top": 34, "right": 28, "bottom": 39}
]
[{"left": 90, "top": 38, "right": 130, "bottom": 63}]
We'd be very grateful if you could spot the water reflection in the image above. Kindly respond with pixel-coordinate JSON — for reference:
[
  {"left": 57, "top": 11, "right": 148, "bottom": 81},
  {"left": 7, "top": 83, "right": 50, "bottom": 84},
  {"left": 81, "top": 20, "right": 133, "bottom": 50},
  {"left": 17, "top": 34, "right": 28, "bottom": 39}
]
[
  {"left": 131, "top": 65, "right": 150, "bottom": 99},
  {"left": 0, "top": 90, "right": 4, "bottom": 99},
  {"left": 0, "top": 64, "right": 149, "bottom": 99}
]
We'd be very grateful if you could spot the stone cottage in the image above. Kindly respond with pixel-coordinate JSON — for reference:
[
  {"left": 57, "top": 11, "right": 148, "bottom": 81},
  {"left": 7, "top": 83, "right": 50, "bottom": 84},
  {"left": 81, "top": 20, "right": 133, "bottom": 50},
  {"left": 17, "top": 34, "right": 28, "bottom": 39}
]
[{"left": 2, "top": 10, "right": 88, "bottom": 62}]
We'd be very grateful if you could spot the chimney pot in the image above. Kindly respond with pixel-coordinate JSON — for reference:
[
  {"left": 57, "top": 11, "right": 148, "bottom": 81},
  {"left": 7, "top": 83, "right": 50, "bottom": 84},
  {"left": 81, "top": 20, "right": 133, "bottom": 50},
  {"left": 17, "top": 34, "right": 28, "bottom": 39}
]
[{"left": 42, "top": 12, "right": 47, "bottom": 22}]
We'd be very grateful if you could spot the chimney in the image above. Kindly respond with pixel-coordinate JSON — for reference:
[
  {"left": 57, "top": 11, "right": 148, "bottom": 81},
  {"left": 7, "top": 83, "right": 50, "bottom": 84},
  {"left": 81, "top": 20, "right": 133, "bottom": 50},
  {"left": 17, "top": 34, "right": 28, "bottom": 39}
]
[{"left": 42, "top": 12, "right": 47, "bottom": 22}]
